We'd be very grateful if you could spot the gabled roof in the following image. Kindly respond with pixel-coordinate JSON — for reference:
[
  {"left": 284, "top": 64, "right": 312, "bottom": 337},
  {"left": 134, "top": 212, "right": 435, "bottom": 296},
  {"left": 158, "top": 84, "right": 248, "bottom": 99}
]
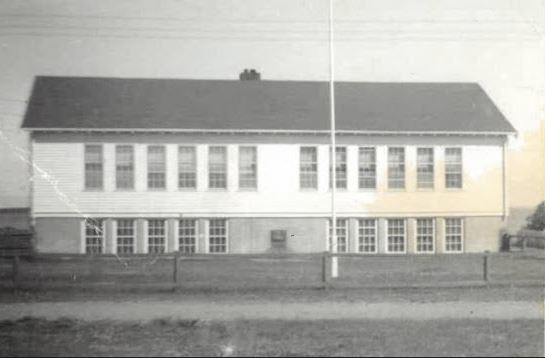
[{"left": 22, "top": 76, "right": 516, "bottom": 135}]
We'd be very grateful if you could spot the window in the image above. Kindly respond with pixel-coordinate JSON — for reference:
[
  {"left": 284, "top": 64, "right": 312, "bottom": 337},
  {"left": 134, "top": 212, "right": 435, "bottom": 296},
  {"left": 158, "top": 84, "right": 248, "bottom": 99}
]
[
  {"left": 329, "top": 147, "right": 347, "bottom": 189},
  {"left": 445, "top": 218, "right": 463, "bottom": 252},
  {"left": 209, "top": 219, "right": 227, "bottom": 253},
  {"left": 388, "top": 147, "right": 405, "bottom": 189},
  {"left": 178, "top": 146, "right": 196, "bottom": 189},
  {"left": 328, "top": 218, "right": 348, "bottom": 253},
  {"left": 116, "top": 145, "right": 134, "bottom": 189},
  {"left": 116, "top": 219, "right": 135, "bottom": 254},
  {"left": 208, "top": 146, "right": 227, "bottom": 189},
  {"left": 358, "top": 219, "right": 377, "bottom": 253},
  {"left": 358, "top": 147, "right": 376, "bottom": 189},
  {"left": 84, "top": 145, "right": 103, "bottom": 189},
  {"left": 387, "top": 219, "right": 406, "bottom": 253},
  {"left": 416, "top": 218, "right": 434, "bottom": 253},
  {"left": 147, "top": 146, "right": 166, "bottom": 189},
  {"left": 84, "top": 218, "right": 104, "bottom": 254},
  {"left": 148, "top": 219, "right": 166, "bottom": 254},
  {"left": 239, "top": 146, "right": 257, "bottom": 189},
  {"left": 300, "top": 147, "right": 318, "bottom": 189},
  {"left": 179, "top": 219, "right": 197, "bottom": 254},
  {"left": 417, "top": 148, "right": 434, "bottom": 189},
  {"left": 445, "top": 148, "right": 463, "bottom": 189}
]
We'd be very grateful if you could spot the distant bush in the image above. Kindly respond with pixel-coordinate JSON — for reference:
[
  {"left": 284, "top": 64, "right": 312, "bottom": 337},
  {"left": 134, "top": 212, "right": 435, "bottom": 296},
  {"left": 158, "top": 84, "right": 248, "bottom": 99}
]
[{"left": 526, "top": 202, "right": 545, "bottom": 231}]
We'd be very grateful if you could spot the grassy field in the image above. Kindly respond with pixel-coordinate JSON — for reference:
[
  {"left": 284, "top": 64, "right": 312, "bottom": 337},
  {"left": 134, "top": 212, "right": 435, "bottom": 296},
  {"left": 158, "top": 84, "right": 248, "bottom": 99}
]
[
  {"left": 0, "top": 252, "right": 543, "bottom": 291},
  {"left": 0, "top": 317, "right": 542, "bottom": 356}
]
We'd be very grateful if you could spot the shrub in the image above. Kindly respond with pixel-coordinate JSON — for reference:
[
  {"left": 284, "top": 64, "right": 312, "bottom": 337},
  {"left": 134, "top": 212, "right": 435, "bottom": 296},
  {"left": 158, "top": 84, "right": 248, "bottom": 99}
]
[{"left": 526, "top": 201, "right": 545, "bottom": 231}]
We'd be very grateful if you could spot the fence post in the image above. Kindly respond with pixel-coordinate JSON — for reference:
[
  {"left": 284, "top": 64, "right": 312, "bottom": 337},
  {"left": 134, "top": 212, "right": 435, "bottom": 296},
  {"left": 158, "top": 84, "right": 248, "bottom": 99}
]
[
  {"left": 173, "top": 253, "right": 179, "bottom": 285},
  {"left": 12, "top": 255, "right": 19, "bottom": 285},
  {"left": 483, "top": 253, "right": 489, "bottom": 282},
  {"left": 321, "top": 251, "right": 329, "bottom": 288}
]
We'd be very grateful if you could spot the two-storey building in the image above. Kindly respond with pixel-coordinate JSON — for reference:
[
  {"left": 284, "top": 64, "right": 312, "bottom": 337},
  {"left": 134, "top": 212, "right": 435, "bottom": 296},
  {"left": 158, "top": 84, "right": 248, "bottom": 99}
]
[{"left": 22, "top": 75, "right": 516, "bottom": 255}]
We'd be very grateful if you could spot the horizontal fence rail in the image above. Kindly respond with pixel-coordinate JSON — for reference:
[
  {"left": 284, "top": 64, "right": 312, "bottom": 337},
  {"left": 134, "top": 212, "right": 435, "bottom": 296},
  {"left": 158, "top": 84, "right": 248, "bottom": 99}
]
[{"left": 0, "top": 251, "right": 543, "bottom": 292}]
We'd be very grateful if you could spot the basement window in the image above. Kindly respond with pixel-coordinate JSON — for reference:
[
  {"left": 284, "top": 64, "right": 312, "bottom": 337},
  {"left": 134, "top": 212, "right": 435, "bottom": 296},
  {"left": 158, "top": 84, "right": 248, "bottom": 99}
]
[
  {"left": 387, "top": 219, "right": 406, "bottom": 253},
  {"left": 328, "top": 218, "right": 348, "bottom": 253},
  {"left": 116, "top": 219, "right": 135, "bottom": 254},
  {"left": 209, "top": 219, "right": 227, "bottom": 253},
  {"left": 358, "top": 219, "right": 377, "bottom": 253},
  {"left": 84, "top": 218, "right": 104, "bottom": 254},
  {"left": 416, "top": 218, "right": 435, "bottom": 253},
  {"left": 179, "top": 219, "right": 197, "bottom": 254},
  {"left": 445, "top": 218, "right": 464, "bottom": 253},
  {"left": 148, "top": 219, "right": 166, "bottom": 254}
]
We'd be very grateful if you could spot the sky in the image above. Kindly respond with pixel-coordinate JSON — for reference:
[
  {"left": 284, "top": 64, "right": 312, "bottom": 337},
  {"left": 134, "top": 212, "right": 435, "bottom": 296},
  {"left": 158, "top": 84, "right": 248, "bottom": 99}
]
[{"left": 0, "top": 0, "right": 544, "bottom": 209}]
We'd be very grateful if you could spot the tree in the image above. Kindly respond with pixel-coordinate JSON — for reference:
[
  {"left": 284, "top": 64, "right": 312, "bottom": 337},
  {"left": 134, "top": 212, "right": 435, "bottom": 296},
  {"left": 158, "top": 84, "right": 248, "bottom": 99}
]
[{"left": 526, "top": 201, "right": 545, "bottom": 231}]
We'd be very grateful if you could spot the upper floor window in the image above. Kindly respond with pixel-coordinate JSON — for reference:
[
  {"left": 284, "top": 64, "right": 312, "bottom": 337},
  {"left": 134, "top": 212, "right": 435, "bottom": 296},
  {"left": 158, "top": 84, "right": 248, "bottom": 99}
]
[
  {"left": 388, "top": 147, "right": 405, "bottom": 189},
  {"left": 300, "top": 147, "right": 318, "bottom": 190},
  {"left": 417, "top": 148, "right": 434, "bottom": 189},
  {"left": 358, "top": 147, "right": 376, "bottom": 189},
  {"left": 84, "top": 145, "right": 103, "bottom": 190},
  {"left": 445, "top": 148, "right": 463, "bottom": 189},
  {"left": 116, "top": 145, "right": 134, "bottom": 190},
  {"left": 209, "top": 146, "right": 227, "bottom": 189},
  {"left": 329, "top": 147, "right": 347, "bottom": 189},
  {"left": 178, "top": 146, "right": 197, "bottom": 189},
  {"left": 239, "top": 146, "right": 257, "bottom": 190},
  {"left": 147, "top": 146, "right": 166, "bottom": 189}
]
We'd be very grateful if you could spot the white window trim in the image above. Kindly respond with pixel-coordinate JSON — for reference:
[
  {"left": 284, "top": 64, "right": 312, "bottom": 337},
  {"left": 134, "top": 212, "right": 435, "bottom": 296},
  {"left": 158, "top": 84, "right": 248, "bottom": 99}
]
[
  {"left": 207, "top": 145, "right": 229, "bottom": 191},
  {"left": 326, "top": 218, "right": 349, "bottom": 253},
  {"left": 114, "top": 219, "right": 137, "bottom": 255},
  {"left": 238, "top": 145, "right": 258, "bottom": 191},
  {"left": 357, "top": 218, "right": 378, "bottom": 254},
  {"left": 177, "top": 218, "right": 199, "bottom": 254},
  {"left": 145, "top": 218, "right": 168, "bottom": 254},
  {"left": 177, "top": 145, "right": 198, "bottom": 191},
  {"left": 357, "top": 146, "right": 378, "bottom": 191},
  {"left": 206, "top": 218, "right": 229, "bottom": 254},
  {"left": 444, "top": 217, "right": 465, "bottom": 254},
  {"left": 386, "top": 146, "right": 407, "bottom": 191},
  {"left": 81, "top": 218, "right": 105, "bottom": 255},
  {"left": 146, "top": 145, "right": 168, "bottom": 191},
  {"left": 328, "top": 146, "right": 348, "bottom": 191},
  {"left": 444, "top": 146, "right": 464, "bottom": 191},
  {"left": 416, "top": 147, "right": 435, "bottom": 191},
  {"left": 114, "top": 144, "right": 135, "bottom": 191},
  {"left": 83, "top": 143, "right": 104, "bottom": 191},
  {"left": 385, "top": 218, "right": 407, "bottom": 254},
  {"left": 414, "top": 218, "right": 436, "bottom": 254},
  {"left": 299, "top": 146, "right": 319, "bottom": 191}
]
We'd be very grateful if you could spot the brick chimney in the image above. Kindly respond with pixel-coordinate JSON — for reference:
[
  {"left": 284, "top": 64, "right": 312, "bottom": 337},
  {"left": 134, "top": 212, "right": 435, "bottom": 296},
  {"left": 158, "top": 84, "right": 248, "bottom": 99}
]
[{"left": 240, "top": 69, "right": 261, "bottom": 81}]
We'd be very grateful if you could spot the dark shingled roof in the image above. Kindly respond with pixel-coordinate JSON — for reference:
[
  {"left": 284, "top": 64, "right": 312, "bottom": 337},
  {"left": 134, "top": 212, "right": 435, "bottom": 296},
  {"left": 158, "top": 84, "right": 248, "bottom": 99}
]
[{"left": 22, "top": 76, "right": 515, "bottom": 134}]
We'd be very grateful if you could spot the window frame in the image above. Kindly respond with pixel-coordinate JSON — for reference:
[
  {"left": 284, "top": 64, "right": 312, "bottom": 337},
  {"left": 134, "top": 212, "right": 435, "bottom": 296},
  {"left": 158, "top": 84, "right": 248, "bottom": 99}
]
[
  {"left": 416, "top": 147, "right": 435, "bottom": 190},
  {"left": 208, "top": 219, "right": 228, "bottom": 254},
  {"left": 358, "top": 146, "right": 377, "bottom": 190},
  {"left": 386, "top": 218, "right": 407, "bottom": 254},
  {"left": 327, "top": 218, "right": 348, "bottom": 253},
  {"left": 178, "top": 145, "right": 197, "bottom": 190},
  {"left": 415, "top": 218, "right": 435, "bottom": 254},
  {"left": 84, "top": 144, "right": 104, "bottom": 190},
  {"left": 299, "top": 146, "right": 318, "bottom": 190},
  {"left": 147, "top": 145, "right": 167, "bottom": 190},
  {"left": 115, "top": 219, "right": 136, "bottom": 255},
  {"left": 358, "top": 218, "right": 378, "bottom": 254},
  {"left": 387, "top": 147, "right": 406, "bottom": 190},
  {"left": 115, "top": 145, "right": 135, "bottom": 190},
  {"left": 329, "top": 146, "right": 348, "bottom": 190},
  {"left": 238, "top": 146, "right": 258, "bottom": 190},
  {"left": 83, "top": 218, "right": 104, "bottom": 255},
  {"left": 147, "top": 219, "right": 167, "bottom": 254},
  {"left": 444, "top": 218, "right": 464, "bottom": 253},
  {"left": 178, "top": 218, "right": 198, "bottom": 254},
  {"left": 208, "top": 146, "right": 228, "bottom": 190},
  {"left": 445, "top": 147, "right": 463, "bottom": 190}
]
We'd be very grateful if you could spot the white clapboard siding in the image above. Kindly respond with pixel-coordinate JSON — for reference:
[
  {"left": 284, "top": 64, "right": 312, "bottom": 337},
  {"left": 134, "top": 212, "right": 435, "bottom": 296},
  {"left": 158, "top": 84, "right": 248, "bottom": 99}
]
[{"left": 32, "top": 141, "right": 505, "bottom": 217}]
